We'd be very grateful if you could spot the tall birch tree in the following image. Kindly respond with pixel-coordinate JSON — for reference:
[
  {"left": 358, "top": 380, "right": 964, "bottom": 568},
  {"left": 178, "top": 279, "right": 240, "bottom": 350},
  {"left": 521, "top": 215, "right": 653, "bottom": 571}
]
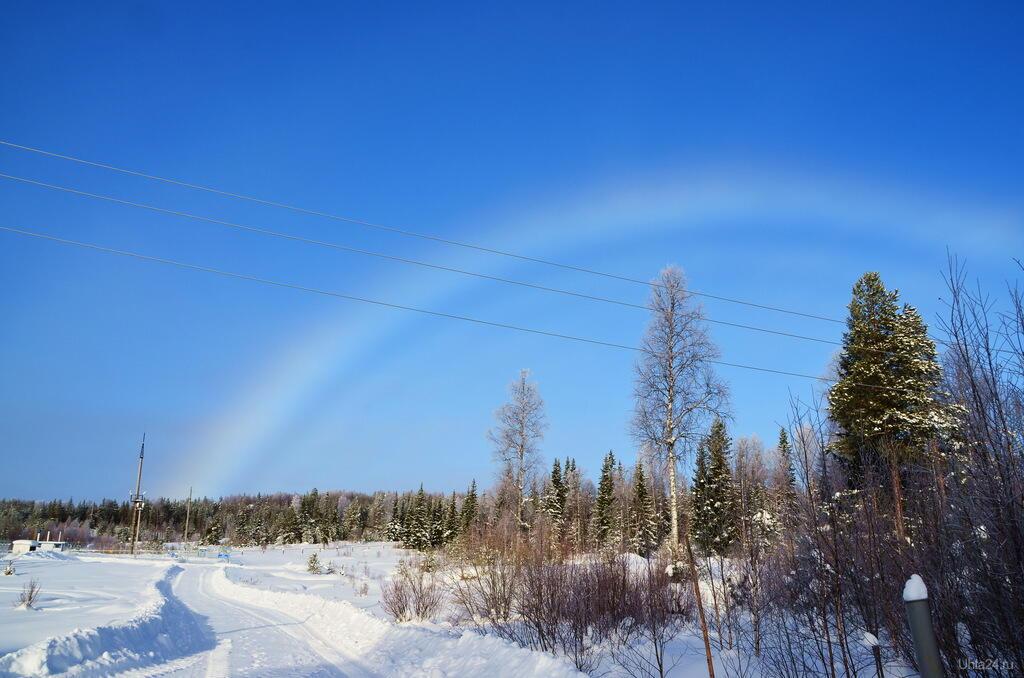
[{"left": 633, "top": 265, "right": 727, "bottom": 678}]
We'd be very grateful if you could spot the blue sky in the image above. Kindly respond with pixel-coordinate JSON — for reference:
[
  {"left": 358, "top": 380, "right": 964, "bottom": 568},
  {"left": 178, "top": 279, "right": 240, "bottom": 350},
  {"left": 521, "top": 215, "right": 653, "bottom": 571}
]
[{"left": 2, "top": 2, "right": 1022, "bottom": 500}]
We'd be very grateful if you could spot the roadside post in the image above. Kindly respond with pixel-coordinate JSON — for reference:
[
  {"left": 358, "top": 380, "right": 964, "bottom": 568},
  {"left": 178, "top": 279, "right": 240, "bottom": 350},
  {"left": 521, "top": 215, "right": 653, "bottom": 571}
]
[{"left": 903, "top": 574, "right": 944, "bottom": 678}]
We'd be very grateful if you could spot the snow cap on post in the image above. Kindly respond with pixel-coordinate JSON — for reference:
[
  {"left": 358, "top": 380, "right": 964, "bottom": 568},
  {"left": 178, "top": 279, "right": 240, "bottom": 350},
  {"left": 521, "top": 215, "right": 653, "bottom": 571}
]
[{"left": 903, "top": 574, "right": 928, "bottom": 602}]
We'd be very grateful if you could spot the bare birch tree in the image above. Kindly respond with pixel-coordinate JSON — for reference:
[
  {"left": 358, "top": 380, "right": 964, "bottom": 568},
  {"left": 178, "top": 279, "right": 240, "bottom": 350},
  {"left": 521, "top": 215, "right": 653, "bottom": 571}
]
[
  {"left": 633, "top": 265, "right": 727, "bottom": 678},
  {"left": 489, "top": 369, "right": 547, "bottom": 533}
]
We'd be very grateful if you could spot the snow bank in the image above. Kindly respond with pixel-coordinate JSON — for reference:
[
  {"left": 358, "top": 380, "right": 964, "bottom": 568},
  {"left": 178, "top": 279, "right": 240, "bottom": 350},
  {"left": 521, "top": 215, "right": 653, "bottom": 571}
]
[
  {"left": 0, "top": 565, "right": 213, "bottom": 677},
  {"left": 9, "top": 551, "right": 77, "bottom": 562},
  {"left": 902, "top": 574, "right": 928, "bottom": 602},
  {"left": 213, "top": 566, "right": 583, "bottom": 677}
]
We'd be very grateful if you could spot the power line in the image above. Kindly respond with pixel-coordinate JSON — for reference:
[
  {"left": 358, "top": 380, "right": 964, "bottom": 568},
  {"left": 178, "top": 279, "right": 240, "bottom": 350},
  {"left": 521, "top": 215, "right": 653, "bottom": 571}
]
[
  {"left": 6, "top": 171, "right": 974, "bottom": 360},
  {"left": 0, "top": 171, "right": 849, "bottom": 350},
  {"left": 1, "top": 223, "right": 844, "bottom": 384},
  {"left": 0, "top": 138, "right": 844, "bottom": 324}
]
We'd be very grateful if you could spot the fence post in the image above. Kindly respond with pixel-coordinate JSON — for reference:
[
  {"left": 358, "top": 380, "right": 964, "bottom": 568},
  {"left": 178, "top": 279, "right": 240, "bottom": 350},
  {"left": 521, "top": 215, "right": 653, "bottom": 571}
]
[{"left": 903, "top": 574, "right": 945, "bottom": 678}]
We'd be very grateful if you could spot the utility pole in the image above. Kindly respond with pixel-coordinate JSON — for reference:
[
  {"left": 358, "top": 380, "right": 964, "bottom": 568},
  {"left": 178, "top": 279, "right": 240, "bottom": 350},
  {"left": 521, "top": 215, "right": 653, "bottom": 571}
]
[
  {"left": 130, "top": 434, "right": 146, "bottom": 556},
  {"left": 183, "top": 485, "right": 192, "bottom": 551}
]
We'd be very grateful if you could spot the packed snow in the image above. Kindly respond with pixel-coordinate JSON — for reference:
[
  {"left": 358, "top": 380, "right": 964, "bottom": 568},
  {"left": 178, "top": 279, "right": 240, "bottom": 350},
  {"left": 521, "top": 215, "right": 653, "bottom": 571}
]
[{"left": 0, "top": 552, "right": 169, "bottom": 655}]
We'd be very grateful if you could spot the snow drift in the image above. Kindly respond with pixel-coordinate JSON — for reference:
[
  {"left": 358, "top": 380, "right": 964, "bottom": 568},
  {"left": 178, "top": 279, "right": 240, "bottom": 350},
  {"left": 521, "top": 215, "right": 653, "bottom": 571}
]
[{"left": 0, "top": 565, "right": 213, "bottom": 677}]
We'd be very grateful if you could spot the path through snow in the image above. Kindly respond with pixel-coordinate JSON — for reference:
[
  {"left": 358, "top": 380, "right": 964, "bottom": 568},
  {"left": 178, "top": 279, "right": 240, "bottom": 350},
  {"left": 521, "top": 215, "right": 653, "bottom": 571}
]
[{"left": 1, "top": 554, "right": 582, "bottom": 677}]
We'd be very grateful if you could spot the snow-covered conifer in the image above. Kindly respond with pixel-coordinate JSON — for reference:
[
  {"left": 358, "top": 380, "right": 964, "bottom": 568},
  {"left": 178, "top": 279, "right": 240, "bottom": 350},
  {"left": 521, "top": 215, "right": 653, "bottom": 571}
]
[
  {"left": 629, "top": 459, "right": 660, "bottom": 557},
  {"left": 593, "top": 451, "right": 617, "bottom": 546},
  {"left": 691, "top": 419, "right": 738, "bottom": 556},
  {"left": 542, "top": 458, "right": 567, "bottom": 539},
  {"left": 459, "top": 480, "right": 478, "bottom": 535}
]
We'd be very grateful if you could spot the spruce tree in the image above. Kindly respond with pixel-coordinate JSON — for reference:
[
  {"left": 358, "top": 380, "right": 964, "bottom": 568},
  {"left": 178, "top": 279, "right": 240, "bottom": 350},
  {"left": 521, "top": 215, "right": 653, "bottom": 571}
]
[
  {"left": 342, "top": 501, "right": 362, "bottom": 541},
  {"left": 437, "top": 493, "right": 454, "bottom": 545},
  {"left": 690, "top": 437, "right": 713, "bottom": 553},
  {"left": 235, "top": 504, "right": 254, "bottom": 545},
  {"left": 776, "top": 428, "right": 799, "bottom": 522},
  {"left": 429, "top": 499, "right": 444, "bottom": 548},
  {"left": 322, "top": 494, "right": 341, "bottom": 544},
  {"left": 460, "top": 480, "right": 478, "bottom": 535},
  {"left": 828, "top": 273, "right": 956, "bottom": 465},
  {"left": 543, "top": 458, "right": 567, "bottom": 538},
  {"left": 563, "top": 458, "right": 586, "bottom": 549},
  {"left": 593, "top": 451, "right": 617, "bottom": 546},
  {"left": 398, "top": 495, "right": 411, "bottom": 543},
  {"left": 202, "top": 519, "right": 223, "bottom": 546},
  {"left": 691, "top": 419, "right": 738, "bottom": 556},
  {"left": 273, "top": 506, "right": 301, "bottom": 544},
  {"left": 299, "top": 489, "right": 322, "bottom": 544},
  {"left": 629, "top": 460, "right": 660, "bottom": 557},
  {"left": 611, "top": 460, "right": 629, "bottom": 550},
  {"left": 405, "top": 485, "right": 431, "bottom": 551},
  {"left": 385, "top": 496, "right": 401, "bottom": 541}
]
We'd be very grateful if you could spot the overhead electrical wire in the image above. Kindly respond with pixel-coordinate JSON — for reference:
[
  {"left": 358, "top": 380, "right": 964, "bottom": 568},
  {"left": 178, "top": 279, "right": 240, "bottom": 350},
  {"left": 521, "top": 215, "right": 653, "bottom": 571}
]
[
  {"left": 0, "top": 139, "right": 977, "bottom": 356},
  {"left": 0, "top": 223, "right": 924, "bottom": 394},
  {"left": 0, "top": 170, "right": 850, "bottom": 350},
  {"left": 0, "top": 139, "right": 843, "bottom": 323}
]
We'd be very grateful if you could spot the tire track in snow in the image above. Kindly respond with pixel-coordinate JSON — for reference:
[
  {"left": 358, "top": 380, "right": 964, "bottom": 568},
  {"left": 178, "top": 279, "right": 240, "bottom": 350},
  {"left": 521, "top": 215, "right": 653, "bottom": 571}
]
[{"left": 168, "top": 565, "right": 359, "bottom": 677}]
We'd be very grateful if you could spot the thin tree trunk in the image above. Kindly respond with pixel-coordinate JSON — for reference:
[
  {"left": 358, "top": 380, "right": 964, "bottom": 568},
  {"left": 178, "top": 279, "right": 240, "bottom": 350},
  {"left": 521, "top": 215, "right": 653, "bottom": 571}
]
[
  {"left": 667, "top": 447, "right": 680, "bottom": 549},
  {"left": 707, "top": 555, "right": 723, "bottom": 642},
  {"left": 890, "top": 460, "right": 907, "bottom": 544},
  {"left": 683, "top": 526, "right": 717, "bottom": 678}
]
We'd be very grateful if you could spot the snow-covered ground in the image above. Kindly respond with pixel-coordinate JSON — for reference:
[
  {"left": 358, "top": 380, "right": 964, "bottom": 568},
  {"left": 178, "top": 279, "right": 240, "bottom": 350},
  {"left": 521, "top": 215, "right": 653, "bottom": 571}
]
[
  {"left": 0, "top": 552, "right": 170, "bottom": 655},
  {"left": 0, "top": 544, "right": 584, "bottom": 677},
  {"left": 219, "top": 543, "right": 404, "bottom": 617}
]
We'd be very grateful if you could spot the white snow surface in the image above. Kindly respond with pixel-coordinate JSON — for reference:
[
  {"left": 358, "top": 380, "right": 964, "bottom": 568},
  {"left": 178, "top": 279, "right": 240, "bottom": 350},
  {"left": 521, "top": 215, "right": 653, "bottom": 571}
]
[
  {"left": 902, "top": 574, "right": 928, "bottom": 601},
  {"left": 0, "top": 544, "right": 584, "bottom": 677},
  {"left": 0, "top": 563, "right": 210, "bottom": 676},
  {"left": 0, "top": 552, "right": 170, "bottom": 655},
  {"left": 210, "top": 565, "right": 582, "bottom": 676}
]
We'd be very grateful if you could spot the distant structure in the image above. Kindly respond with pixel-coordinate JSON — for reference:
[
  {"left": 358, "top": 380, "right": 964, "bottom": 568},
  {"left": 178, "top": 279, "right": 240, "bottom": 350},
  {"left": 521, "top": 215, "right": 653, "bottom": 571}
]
[
  {"left": 39, "top": 530, "right": 67, "bottom": 552},
  {"left": 14, "top": 531, "right": 67, "bottom": 554},
  {"left": 12, "top": 539, "right": 39, "bottom": 554}
]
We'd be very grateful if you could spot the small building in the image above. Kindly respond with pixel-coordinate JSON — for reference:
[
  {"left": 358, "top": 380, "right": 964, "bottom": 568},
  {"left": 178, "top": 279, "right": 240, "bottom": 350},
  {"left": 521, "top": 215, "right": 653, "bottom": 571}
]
[
  {"left": 39, "top": 540, "right": 67, "bottom": 552},
  {"left": 12, "top": 539, "right": 39, "bottom": 554}
]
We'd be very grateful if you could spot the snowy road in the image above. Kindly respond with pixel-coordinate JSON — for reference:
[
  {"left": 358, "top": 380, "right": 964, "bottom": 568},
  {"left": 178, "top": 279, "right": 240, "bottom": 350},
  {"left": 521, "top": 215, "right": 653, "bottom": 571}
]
[{"left": 131, "top": 565, "right": 373, "bottom": 678}]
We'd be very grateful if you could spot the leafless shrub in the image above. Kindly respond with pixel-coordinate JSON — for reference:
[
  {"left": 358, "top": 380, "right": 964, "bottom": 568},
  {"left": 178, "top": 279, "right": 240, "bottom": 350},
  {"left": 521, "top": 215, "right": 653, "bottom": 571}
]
[
  {"left": 611, "top": 556, "right": 695, "bottom": 678},
  {"left": 381, "top": 573, "right": 411, "bottom": 621},
  {"left": 381, "top": 558, "right": 445, "bottom": 622},
  {"left": 3, "top": 561, "right": 14, "bottom": 576},
  {"left": 18, "top": 579, "right": 41, "bottom": 608},
  {"left": 448, "top": 547, "right": 520, "bottom": 629},
  {"left": 449, "top": 537, "right": 698, "bottom": 675}
]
